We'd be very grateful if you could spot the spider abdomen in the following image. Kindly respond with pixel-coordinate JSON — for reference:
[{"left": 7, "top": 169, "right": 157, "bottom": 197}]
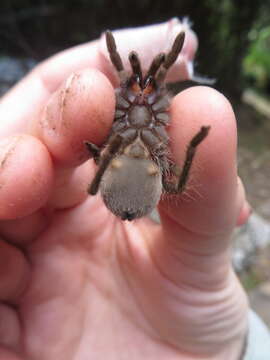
[{"left": 100, "top": 152, "right": 162, "bottom": 221}]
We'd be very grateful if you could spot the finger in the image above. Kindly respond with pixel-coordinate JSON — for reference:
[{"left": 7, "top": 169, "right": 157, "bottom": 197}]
[
  {"left": 34, "top": 68, "right": 115, "bottom": 167},
  {"left": 160, "top": 86, "right": 243, "bottom": 237},
  {"left": 0, "top": 210, "right": 48, "bottom": 246},
  {"left": 142, "top": 89, "right": 249, "bottom": 354},
  {"left": 151, "top": 86, "right": 247, "bottom": 288},
  {"left": 0, "top": 239, "right": 30, "bottom": 302},
  {"left": 32, "top": 68, "right": 114, "bottom": 209},
  {"left": 0, "top": 135, "right": 53, "bottom": 220}
]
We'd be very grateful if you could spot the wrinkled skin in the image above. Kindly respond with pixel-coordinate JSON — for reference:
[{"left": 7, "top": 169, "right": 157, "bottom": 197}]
[{"left": 0, "top": 21, "right": 250, "bottom": 360}]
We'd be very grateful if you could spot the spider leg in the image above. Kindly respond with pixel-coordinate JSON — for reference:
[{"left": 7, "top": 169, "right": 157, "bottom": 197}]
[
  {"left": 88, "top": 134, "right": 123, "bottom": 195},
  {"left": 129, "top": 51, "right": 143, "bottom": 85},
  {"left": 105, "top": 30, "right": 128, "bottom": 84},
  {"left": 84, "top": 141, "right": 101, "bottom": 164},
  {"left": 144, "top": 53, "right": 165, "bottom": 86},
  {"left": 143, "top": 53, "right": 165, "bottom": 89},
  {"left": 156, "top": 31, "right": 185, "bottom": 85},
  {"left": 163, "top": 126, "right": 210, "bottom": 194}
]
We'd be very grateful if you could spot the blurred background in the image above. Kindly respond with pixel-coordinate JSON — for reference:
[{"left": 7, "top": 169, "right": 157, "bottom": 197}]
[{"left": 0, "top": 0, "right": 270, "bottom": 325}]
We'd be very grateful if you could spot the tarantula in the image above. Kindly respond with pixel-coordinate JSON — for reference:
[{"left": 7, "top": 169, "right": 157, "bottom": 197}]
[{"left": 85, "top": 30, "right": 210, "bottom": 221}]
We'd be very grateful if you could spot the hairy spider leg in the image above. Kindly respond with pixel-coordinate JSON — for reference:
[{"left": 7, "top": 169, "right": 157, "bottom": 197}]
[
  {"left": 88, "top": 135, "right": 123, "bottom": 195},
  {"left": 156, "top": 31, "right": 185, "bottom": 84},
  {"left": 85, "top": 141, "right": 101, "bottom": 164},
  {"left": 162, "top": 126, "right": 210, "bottom": 194},
  {"left": 128, "top": 51, "right": 143, "bottom": 85},
  {"left": 143, "top": 53, "right": 165, "bottom": 87},
  {"left": 105, "top": 30, "right": 128, "bottom": 83}
]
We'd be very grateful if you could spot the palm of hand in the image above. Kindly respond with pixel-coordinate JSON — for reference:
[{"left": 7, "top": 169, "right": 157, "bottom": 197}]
[
  {"left": 12, "top": 200, "right": 243, "bottom": 360},
  {"left": 21, "top": 200, "right": 168, "bottom": 360},
  {"left": 16, "top": 201, "right": 197, "bottom": 359},
  {"left": 0, "top": 26, "right": 249, "bottom": 360}
]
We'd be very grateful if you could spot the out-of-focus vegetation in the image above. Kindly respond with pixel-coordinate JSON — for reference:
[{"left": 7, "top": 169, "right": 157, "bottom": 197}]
[{"left": 244, "top": 26, "right": 270, "bottom": 92}]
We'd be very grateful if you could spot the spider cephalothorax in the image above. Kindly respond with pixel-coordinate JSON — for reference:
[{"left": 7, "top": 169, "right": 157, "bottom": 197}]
[{"left": 85, "top": 30, "right": 210, "bottom": 221}]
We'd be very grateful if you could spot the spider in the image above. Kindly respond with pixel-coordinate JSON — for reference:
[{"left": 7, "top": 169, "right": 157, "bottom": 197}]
[{"left": 85, "top": 30, "right": 210, "bottom": 221}]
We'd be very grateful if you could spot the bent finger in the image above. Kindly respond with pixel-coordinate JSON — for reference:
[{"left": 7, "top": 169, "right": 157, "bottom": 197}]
[
  {"left": 32, "top": 68, "right": 115, "bottom": 209},
  {"left": 34, "top": 68, "right": 115, "bottom": 167},
  {"left": 0, "top": 135, "right": 53, "bottom": 220},
  {"left": 0, "top": 210, "right": 48, "bottom": 246},
  {"left": 149, "top": 86, "right": 247, "bottom": 289}
]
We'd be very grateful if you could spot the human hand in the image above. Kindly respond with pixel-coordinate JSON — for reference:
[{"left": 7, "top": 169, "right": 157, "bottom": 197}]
[{"left": 0, "top": 20, "right": 250, "bottom": 360}]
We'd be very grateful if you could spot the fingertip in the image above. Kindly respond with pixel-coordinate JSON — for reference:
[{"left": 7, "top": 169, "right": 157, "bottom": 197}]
[
  {"left": 0, "top": 135, "right": 53, "bottom": 220},
  {"left": 161, "top": 86, "right": 239, "bottom": 233},
  {"left": 0, "top": 210, "right": 48, "bottom": 245},
  {"left": 170, "top": 86, "right": 237, "bottom": 162},
  {"left": 170, "top": 86, "right": 237, "bottom": 191},
  {"left": 36, "top": 68, "right": 115, "bottom": 167}
]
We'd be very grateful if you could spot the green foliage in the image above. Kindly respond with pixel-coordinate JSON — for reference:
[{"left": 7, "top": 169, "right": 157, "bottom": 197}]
[{"left": 243, "top": 26, "right": 270, "bottom": 90}]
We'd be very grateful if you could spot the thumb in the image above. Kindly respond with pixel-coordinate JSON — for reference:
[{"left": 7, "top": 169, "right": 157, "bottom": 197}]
[
  {"left": 140, "top": 87, "right": 249, "bottom": 357},
  {"left": 155, "top": 86, "right": 249, "bottom": 286}
]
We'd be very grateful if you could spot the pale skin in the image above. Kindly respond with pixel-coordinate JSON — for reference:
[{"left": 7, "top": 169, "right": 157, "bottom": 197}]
[{"left": 0, "top": 24, "right": 251, "bottom": 360}]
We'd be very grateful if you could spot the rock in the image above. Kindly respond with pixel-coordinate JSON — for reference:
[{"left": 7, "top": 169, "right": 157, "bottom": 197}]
[{"left": 233, "top": 213, "right": 270, "bottom": 272}]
